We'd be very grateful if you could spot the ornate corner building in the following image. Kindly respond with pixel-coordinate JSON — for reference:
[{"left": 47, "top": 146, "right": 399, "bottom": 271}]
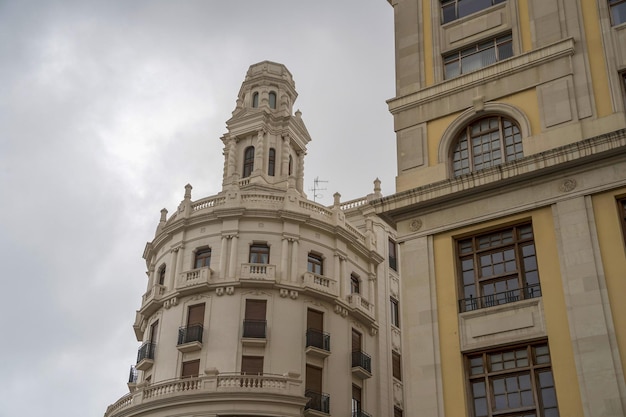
[
  {"left": 371, "top": 1, "right": 626, "bottom": 416},
  {"left": 105, "top": 2, "right": 626, "bottom": 417},
  {"left": 104, "top": 61, "right": 403, "bottom": 417}
]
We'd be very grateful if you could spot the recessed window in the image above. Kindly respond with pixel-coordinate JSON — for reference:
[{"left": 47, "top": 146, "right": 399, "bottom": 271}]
[
  {"left": 288, "top": 154, "right": 293, "bottom": 176},
  {"left": 268, "top": 148, "right": 276, "bottom": 176},
  {"left": 158, "top": 265, "right": 166, "bottom": 285},
  {"left": 249, "top": 243, "right": 270, "bottom": 264},
  {"left": 394, "top": 407, "right": 404, "bottom": 417},
  {"left": 350, "top": 274, "right": 361, "bottom": 294},
  {"left": 392, "top": 351, "right": 402, "bottom": 380},
  {"left": 388, "top": 238, "right": 398, "bottom": 271},
  {"left": 610, "top": 0, "right": 626, "bottom": 25},
  {"left": 390, "top": 297, "right": 400, "bottom": 327},
  {"left": 467, "top": 342, "right": 559, "bottom": 417},
  {"left": 243, "top": 146, "right": 255, "bottom": 178},
  {"left": 441, "top": 0, "right": 507, "bottom": 24},
  {"left": 307, "top": 252, "right": 324, "bottom": 275},
  {"left": 458, "top": 223, "right": 541, "bottom": 312},
  {"left": 181, "top": 359, "right": 200, "bottom": 378},
  {"left": 194, "top": 248, "right": 211, "bottom": 269},
  {"left": 618, "top": 197, "right": 626, "bottom": 244},
  {"left": 243, "top": 299, "right": 267, "bottom": 338},
  {"left": 451, "top": 115, "right": 523, "bottom": 177},
  {"left": 269, "top": 91, "right": 277, "bottom": 109},
  {"left": 444, "top": 34, "right": 513, "bottom": 79},
  {"left": 252, "top": 92, "right": 259, "bottom": 108}
]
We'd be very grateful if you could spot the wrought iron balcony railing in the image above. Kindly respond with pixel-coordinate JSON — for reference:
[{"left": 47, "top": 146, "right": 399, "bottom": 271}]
[
  {"left": 351, "top": 350, "right": 372, "bottom": 373},
  {"left": 306, "top": 329, "right": 331, "bottom": 352},
  {"left": 242, "top": 319, "right": 267, "bottom": 338},
  {"left": 458, "top": 283, "right": 542, "bottom": 313},
  {"left": 305, "top": 389, "right": 330, "bottom": 413},
  {"left": 128, "top": 366, "right": 137, "bottom": 383},
  {"left": 136, "top": 342, "right": 156, "bottom": 363},
  {"left": 178, "top": 324, "right": 203, "bottom": 345}
]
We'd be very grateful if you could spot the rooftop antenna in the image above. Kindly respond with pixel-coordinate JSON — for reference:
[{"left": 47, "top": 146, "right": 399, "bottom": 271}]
[{"left": 309, "top": 176, "right": 328, "bottom": 202}]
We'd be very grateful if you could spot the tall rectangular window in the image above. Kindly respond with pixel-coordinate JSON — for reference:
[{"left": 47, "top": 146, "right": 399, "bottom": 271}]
[
  {"left": 467, "top": 342, "right": 559, "bottom": 417},
  {"left": 305, "top": 365, "right": 328, "bottom": 413},
  {"left": 610, "top": 0, "right": 626, "bottom": 25},
  {"left": 241, "top": 355, "right": 264, "bottom": 375},
  {"left": 444, "top": 34, "right": 513, "bottom": 79},
  {"left": 618, "top": 197, "right": 626, "bottom": 243},
  {"left": 194, "top": 248, "right": 211, "bottom": 269},
  {"left": 307, "top": 252, "right": 324, "bottom": 275},
  {"left": 351, "top": 384, "right": 362, "bottom": 415},
  {"left": 179, "top": 303, "right": 205, "bottom": 345},
  {"left": 268, "top": 148, "right": 276, "bottom": 176},
  {"left": 249, "top": 243, "right": 270, "bottom": 264},
  {"left": 392, "top": 351, "right": 402, "bottom": 381},
  {"left": 388, "top": 238, "right": 398, "bottom": 271},
  {"left": 458, "top": 223, "right": 541, "bottom": 312},
  {"left": 243, "top": 299, "right": 267, "bottom": 338},
  {"left": 390, "top": 297, "right": 400, "bottom": 327}
]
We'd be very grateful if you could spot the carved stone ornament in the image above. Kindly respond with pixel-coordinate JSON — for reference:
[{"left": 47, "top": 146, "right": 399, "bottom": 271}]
[
  {"left": 280, "top": 289, "right": 289, "bottom": 298},
  {"left": 216, "top": 287, "right": 224, "bottom": 296},
  {"left": 289, "top": 290, "right": 298, "bottom": 299},
  {"left": 559, "top": 178, "right": 577, "bottom": 193},
  {"left": 409, "top": 218, "right": 423, "bottom": 232}
]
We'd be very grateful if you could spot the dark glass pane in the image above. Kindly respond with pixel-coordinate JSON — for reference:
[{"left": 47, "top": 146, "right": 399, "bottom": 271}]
[
  {"left": 458, "top": 0, "right": 493, "bottom": 19},
  {"left": 474, "top": 397, "right": 488, "bottom": 417}
]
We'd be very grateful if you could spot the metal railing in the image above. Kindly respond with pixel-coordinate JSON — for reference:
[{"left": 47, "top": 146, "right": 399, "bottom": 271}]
[
  {"left": 306, "top": 329, "right": 331, "bottom": 351},
  {"left": 128, "top": 366, "right": 137, "bottom": 383},
  {"left": 178, "top": 324, "right": 203, "bottom": 345},
  {"left": 305, "top": 389, "right": 330, "bottom": 413},
  {"left": 351, "top": 350, "right": 372, "bottom": 373},
  {"left": 458, "top": 283, "right": 542, "bottom": 313},
  {"left": 136, "top": 342, "right": 156, "bottom": 363},
  {"left": 242, "top": 319, "right": 267, "bottom": 338}
]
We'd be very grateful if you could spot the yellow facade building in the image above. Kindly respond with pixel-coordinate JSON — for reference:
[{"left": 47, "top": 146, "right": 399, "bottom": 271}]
[{"left": 374, "top": 1, "right": 626, "bottom": 416}]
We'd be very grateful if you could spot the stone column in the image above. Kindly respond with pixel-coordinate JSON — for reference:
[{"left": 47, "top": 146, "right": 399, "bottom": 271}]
[
  {"left": 254, "top": 130, "right": 265, "bottom": 174},
  {"left": 290, "top": 239, "right": 299, "bottom": 283},
  {"left": 219, "top": 235, "right": 229, "bottom": 280},
  {"left": 296, "top": 151, "right": 305, "bottom": 193},
  {"left": 228, "top": 235, "right": 239, "bottom": 280},
  {"left": 553, "top": 196, "right": 626, "bottom": 417},
  {"left": 281, "top": 238, "right": 289, "bottom": 283}
]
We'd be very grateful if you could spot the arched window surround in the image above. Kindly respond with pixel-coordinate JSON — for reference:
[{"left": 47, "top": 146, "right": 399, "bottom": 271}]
[
  {"left": 252, "top": 92, "right": 259, "bottom": 108},
  {"left": 269, "top": 91, "right": 277, "bottom": 109},
  {"left": 438, "top": 103, "right": 531, "bottom": 176},
  {"left": 243, "top": 146, "right": 255, "bottom": 178}
]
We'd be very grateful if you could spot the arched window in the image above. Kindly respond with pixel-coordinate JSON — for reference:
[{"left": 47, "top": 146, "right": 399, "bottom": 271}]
[
  {"left": 307, "top": 252, "right": 323, "bottom": 275},
  {"left": 350, "top": 274, "right": 360, "bottom": 294},
  {"left": 194, "top": 248, "right": 211, "bottom": 269},
  {"left": 268, "top": 148, "right": 276, "bottom": 176},
  {"left": 269, "top": 91, "right": 277, "bottom": 109},
  {"left": 252, "top": 92, "right": 259, "bottom": 108},
  {"left": 243, "top": 146, "right": 255, "bottom": 178},
  {"left": 288, "top": 155, "right": 293, "bottom": 176},
  {"left": 158, "top": 264, "right": 166, "bottom": 285},
  {"left": 451, "top": 115, "right": 523, "bottom": 177}
]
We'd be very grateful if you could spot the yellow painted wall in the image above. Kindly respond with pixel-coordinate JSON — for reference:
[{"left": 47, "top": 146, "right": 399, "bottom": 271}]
[
  {"left": 434, "top": 208, "right": 584, "bottom": 416},
  {"left": 581, "top": 0, "right": 612, "bottom": 118},
  {"left": 592, "top": 188, "right": 626, "bottom": 380},
  {"left": 517, "top": 0, "right": 532, "bottom": 53}
]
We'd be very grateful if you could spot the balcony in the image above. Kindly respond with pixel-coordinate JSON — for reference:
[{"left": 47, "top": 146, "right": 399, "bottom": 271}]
[
  {"left": 104, "top": 372, "right": 304, "bottom": 417},
  {"left": 347, "top": 294, "right": 375, "bottom": 322},
  {"left": 140, "top": 284, "right": 166, "bottom": 316},
  {"left": 458, "top": 283, "right": 542, "bottom": 313},
  {"left": 302, "top": 272, "right": 338, "bottom": 299},
  {"left": 136, "top": 342, "right": 155, "bottom": 371},
  {"left": 241, "top": 263, "right": 276, "bottom": 284},
  {"left": 177, "top": 324, "right": 203, "bottom": 353},
  {"left": 176, "top": 267, "right": 211, "bottom": 296},
  {"left": 127, "top": 365, "right": 138, "bottom": 391},
  {"left": 305, "top": 329, "right": 331, "bottom": 359},
  {"left": 351, "top": 350, "right": 372, "bottom": 379},
  {"left": 242, "top": 319, "right": 267, "bottom": 346},
  {"left": 305, "top": 390, "right": 330, "bottom": 415},
  {"left": 352, "top": 410, "right": 372, "bottom": 417}
]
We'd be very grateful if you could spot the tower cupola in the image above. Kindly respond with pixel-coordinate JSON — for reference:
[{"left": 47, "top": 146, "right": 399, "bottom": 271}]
[{"left": 221, "top": 61, "right": 311, "bottom": 196}]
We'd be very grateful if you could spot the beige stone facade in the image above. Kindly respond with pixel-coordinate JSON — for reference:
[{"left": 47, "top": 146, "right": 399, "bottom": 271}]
[
  {"left": 376, "top": 1, "right": 626, "bottom": 416},
  {"left": 104, "top": 62, "right": 403, "bottom": 417}
]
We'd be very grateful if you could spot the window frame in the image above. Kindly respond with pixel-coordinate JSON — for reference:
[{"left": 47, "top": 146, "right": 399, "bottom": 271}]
[
  {"left": 617, "top": 196, "right": 626, "bottom": 245},
  {"left": 252, "top": 92, "right": 259, "bottom": 108},
  {"left": 307, "top": 252, "right": 324, "bottom": 275},
  {"left": 451, "top": 115, "right": 523, "bottom": 177},
  {"left": 441, "top": 0, "right": 507, "bottom": 24},
  {"left": 181, "top": 359, "right": 200, "bottom": 378},
  {"left": 466, "top": 341, "right": 559, "bottom": 417},
  {"left": 388, "top": 238, "right": 398, "bottom": 271},
  {"left": 194, "top": 247, "right": 211, "bottom": 269},
  {"left": 457, "top": 223, "right": 541, "bottom": 312},
  {"left": 443, "top": 33, "right": 513, "bottom": 79},
  {"left": 268, "top": 148, "right": 276, "bottom": 176},
  {"left": 392, "top": 351, "right": 402, "bottom": 381},
  {"left": 269, "top": 91, "right": 277, "bottom": 109},
  {"left": 243, "top": 146, "right": 255, "bottom": 178},
  {"left": 610, "top": 0, "right": 626, "bottom": 26},
  {"left": 158, "top": 264, "right": 166, "bottom": 285},
  {"left": 249, "top": 243, "right": 270, "bottom": 264},
  {"left": 390, "top": 297, "right": 400, "bottom": 327},
  {"left": 350, "top": 274, "right": 361, "bottom": 294}
]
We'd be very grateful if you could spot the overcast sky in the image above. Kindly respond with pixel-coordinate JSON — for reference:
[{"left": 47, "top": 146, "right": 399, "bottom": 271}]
[{"left": 0, "top": 1, "right": 395, "bottom": 416}]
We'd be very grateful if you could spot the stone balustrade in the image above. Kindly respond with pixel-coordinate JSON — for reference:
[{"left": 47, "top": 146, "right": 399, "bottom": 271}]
[
  {"left": 240, "top": 263, "right": 276, "bottom": 282},
  {"left": 302, "top": 272, "right": 338, "bottom": 299}
]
